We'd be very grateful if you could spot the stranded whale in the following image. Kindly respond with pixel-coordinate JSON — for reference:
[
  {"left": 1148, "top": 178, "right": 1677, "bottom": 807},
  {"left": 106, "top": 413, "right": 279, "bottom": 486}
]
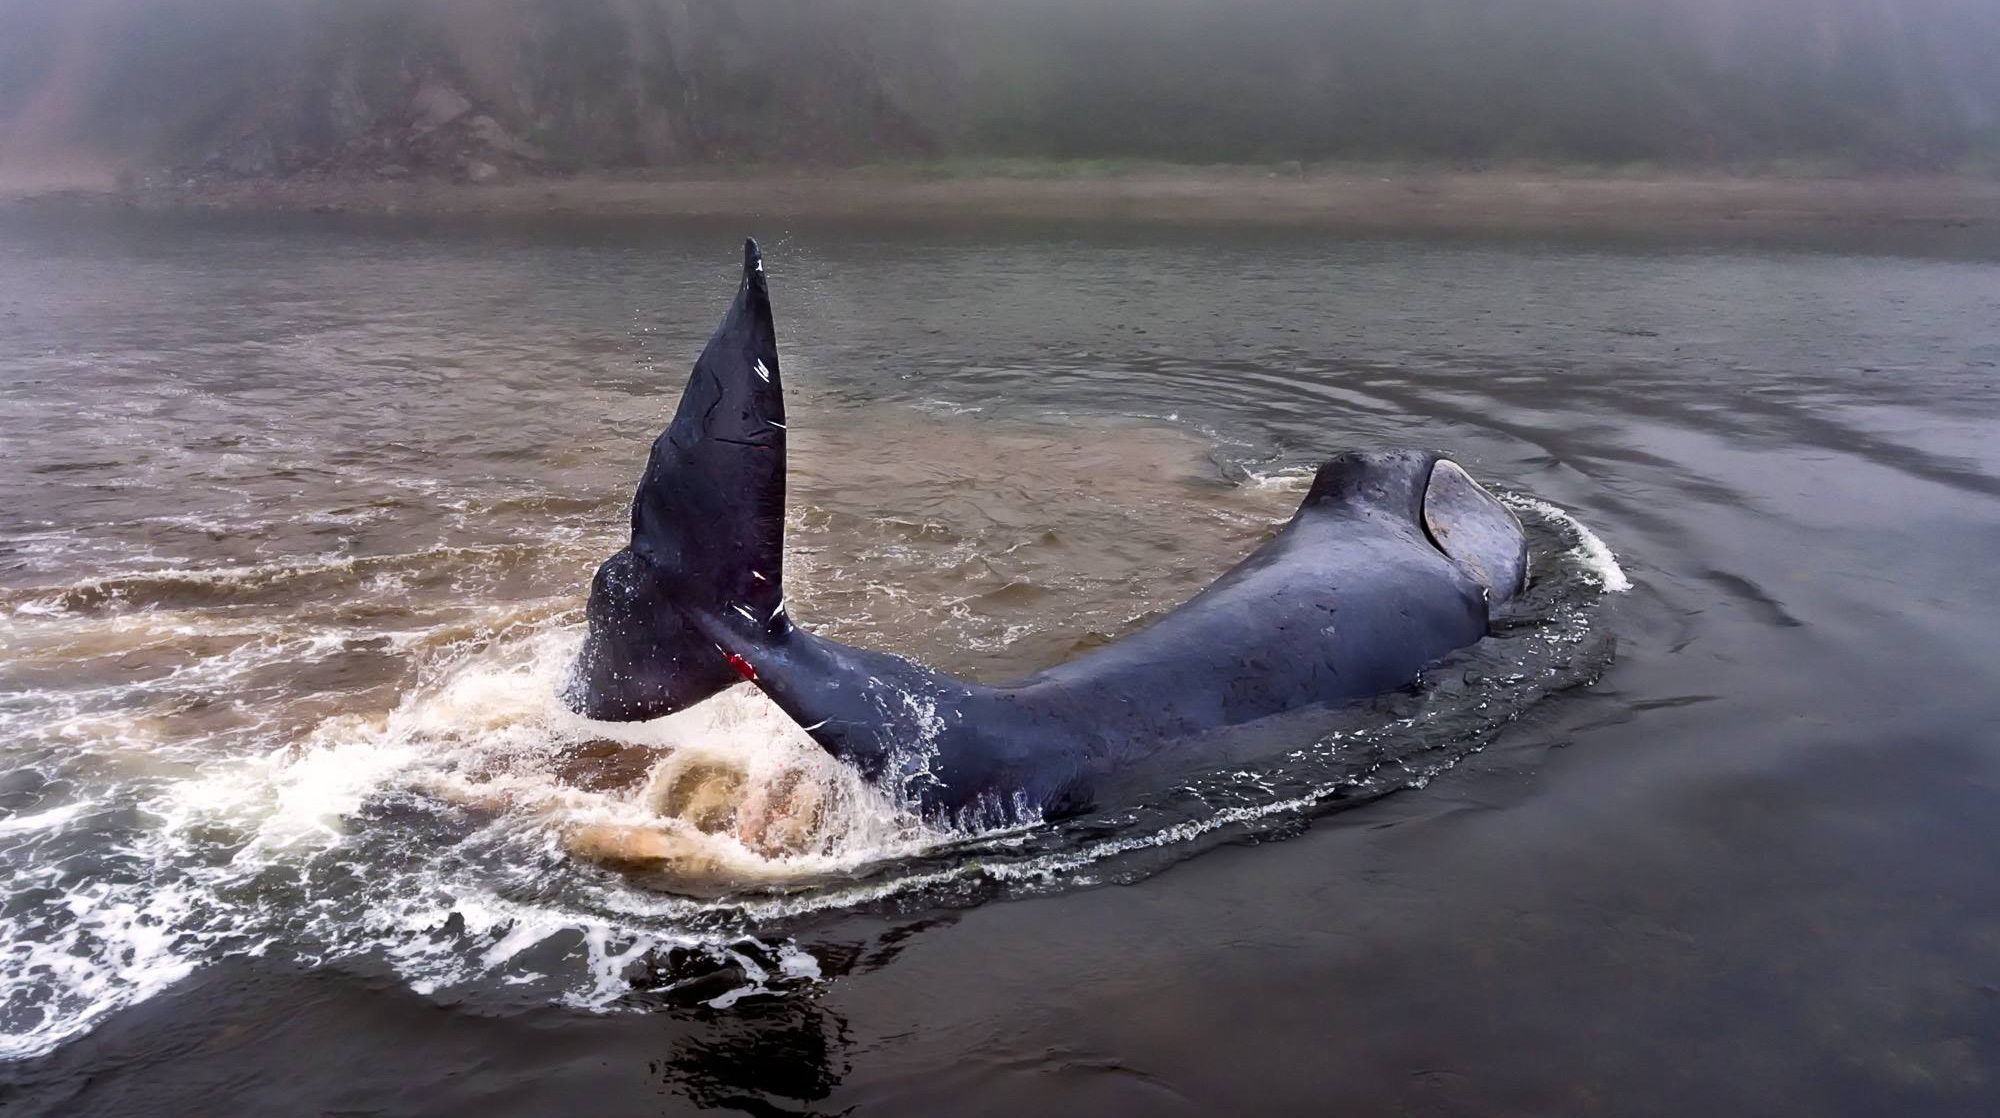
[{"left": 565, "top": 240, "right": 1528, "bottom": 822}]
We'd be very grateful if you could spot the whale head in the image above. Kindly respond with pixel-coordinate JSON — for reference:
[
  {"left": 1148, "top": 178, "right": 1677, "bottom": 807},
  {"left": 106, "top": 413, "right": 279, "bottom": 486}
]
[{"left": 1302, "top": 450, "right": 1528, "bottom": 606}]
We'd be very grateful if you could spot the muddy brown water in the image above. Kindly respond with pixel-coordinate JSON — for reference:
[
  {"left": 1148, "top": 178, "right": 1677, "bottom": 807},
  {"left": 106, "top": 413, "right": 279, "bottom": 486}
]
[{"left": 1, "top": 212, "right": 1998, "bottom": 1115}]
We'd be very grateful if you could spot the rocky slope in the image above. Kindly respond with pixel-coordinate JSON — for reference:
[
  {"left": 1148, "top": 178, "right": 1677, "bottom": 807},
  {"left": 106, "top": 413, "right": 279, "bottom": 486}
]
[{"left": 1, "top": 0, "right": 1995, "bottom": 184}]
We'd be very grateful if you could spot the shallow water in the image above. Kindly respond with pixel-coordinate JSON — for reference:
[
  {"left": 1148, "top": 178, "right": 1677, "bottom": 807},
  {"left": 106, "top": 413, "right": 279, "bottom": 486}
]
[{"left": 1, "top": 212, "right": 1997, "bottom": 1115}]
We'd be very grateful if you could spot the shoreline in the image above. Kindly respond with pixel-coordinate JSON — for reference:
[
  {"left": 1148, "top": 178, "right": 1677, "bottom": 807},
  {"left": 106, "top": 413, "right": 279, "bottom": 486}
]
[{"left": 7, "top": 169, "right": 1999, "bottom": 234}]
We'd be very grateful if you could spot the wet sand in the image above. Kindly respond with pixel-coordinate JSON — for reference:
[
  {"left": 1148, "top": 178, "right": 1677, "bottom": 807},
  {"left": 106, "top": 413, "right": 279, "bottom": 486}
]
[{"left": 7, "top": 168, "right": 1999, "bottom": 235}]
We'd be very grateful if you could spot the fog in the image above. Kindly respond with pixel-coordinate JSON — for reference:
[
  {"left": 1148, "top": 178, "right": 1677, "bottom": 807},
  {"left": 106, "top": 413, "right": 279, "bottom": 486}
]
[{"left": 2, "top": 0, "right": 1996, "bottom": 181}]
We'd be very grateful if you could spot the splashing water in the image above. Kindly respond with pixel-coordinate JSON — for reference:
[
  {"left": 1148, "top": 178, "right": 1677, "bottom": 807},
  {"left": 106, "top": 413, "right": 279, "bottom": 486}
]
[
  {"left": 0, "top": 398, "right": 1620, "bottom": 1061},
  {"left": 0, "top": 612, "right": 947, "bottom": 1060},
  {"left": 1503, "top": 494, "right": 1633, "bottom": 593}
]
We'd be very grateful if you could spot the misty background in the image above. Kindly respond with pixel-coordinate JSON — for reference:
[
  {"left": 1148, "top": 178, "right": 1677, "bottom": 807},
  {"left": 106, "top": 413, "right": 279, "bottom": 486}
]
[{"left": 1, "top": 0, "right": 1997, "bottom": 186}]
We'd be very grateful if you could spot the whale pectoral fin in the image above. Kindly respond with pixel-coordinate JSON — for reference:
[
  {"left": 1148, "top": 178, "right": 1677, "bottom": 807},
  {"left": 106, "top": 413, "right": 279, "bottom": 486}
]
[{"left": 1421, "top": 459, "right": 1529, "bottom": 604}]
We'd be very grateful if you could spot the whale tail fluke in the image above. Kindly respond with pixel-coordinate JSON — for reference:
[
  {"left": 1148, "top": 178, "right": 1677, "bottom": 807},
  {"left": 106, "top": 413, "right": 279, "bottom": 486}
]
[
  {"left": 565, "top": 239, "right": 791, "bottom": 721},
  {"left": 629, "top": 237, "right": 787, "bottom": 623}
]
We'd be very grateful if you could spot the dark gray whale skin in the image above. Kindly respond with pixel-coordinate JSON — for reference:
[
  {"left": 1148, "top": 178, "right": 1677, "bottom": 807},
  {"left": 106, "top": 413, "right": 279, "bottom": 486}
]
[{"left": 565, "top": 240, "right": 1529, "bottom": 822}]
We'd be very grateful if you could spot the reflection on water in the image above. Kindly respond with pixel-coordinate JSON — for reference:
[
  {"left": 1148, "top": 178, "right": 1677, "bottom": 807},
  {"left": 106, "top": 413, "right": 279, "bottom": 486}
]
[
  {"left": 655, "top": 992, "right": 852, "bottom": 1114},
  {"left": 0, "top": 252, "right": 1617, "bottom": 1058},
  {"left": 0, "top": 214, "right": 1627, "bottom": 1058},
  {"left": 3, "top": 213, "right": 1997, "bottom": 1114}
]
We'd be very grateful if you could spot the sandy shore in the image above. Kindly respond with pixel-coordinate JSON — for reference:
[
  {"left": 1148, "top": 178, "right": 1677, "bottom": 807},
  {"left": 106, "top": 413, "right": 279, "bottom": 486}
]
[{"left": 7, "top": 168, "right": 1999, "bottom": 234}]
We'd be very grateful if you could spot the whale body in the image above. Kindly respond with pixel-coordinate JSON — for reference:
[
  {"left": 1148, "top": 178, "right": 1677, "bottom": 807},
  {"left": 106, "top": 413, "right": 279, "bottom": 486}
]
[{"left": 565, "top": 240, "right": 1528, "bottom": 822}]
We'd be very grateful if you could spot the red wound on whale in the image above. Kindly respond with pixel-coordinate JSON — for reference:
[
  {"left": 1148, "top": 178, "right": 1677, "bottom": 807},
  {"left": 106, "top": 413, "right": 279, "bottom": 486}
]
[{"left": 726, "top": 653, "right": 758, "bottom": 682}]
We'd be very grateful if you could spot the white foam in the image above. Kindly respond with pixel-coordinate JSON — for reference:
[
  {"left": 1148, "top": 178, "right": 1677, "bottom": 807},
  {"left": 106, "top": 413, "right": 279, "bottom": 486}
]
[
  {"left": 0, "top": 612, "right": 939, "bottom": 1060},
  {"left": 3, "top": 542, "right": 532, "bottom": 616},
  {"left": 0, "top": 865, "right": 207, "bottom": 1060},
  {"left": 0, "top": 801, "right": 94, "bottom": 836},
  {"left": 0, "top": 467, "right": 1621, "bottom": 1062},
  {"left": 1243, "top": 465, "right": 1317, "bottom": 492},
  {"left": 1502, "top": 494, "right": 1632, "bottom": 592}
]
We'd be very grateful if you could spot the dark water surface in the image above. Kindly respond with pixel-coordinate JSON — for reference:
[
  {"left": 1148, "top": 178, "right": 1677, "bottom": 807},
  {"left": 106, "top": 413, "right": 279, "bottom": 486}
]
[{"left": 2, "top": 212, "right": 1998, "bottom": 1115}]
